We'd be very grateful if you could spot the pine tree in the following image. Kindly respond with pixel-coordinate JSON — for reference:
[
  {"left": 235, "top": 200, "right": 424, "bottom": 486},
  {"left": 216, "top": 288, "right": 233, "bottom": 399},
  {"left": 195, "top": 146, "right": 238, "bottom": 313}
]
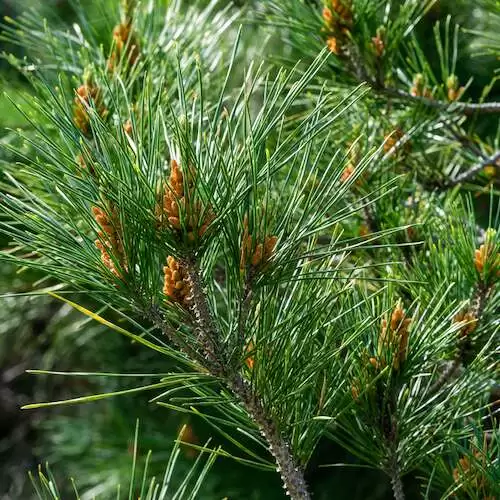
[{"left": 0, "top": 1, "right": 498, "bottom": 499}]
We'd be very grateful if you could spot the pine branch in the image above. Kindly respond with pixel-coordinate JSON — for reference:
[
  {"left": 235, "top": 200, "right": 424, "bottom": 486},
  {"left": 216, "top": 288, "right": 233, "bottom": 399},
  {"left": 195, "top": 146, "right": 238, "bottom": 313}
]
[
  {"left": 389, "top": 459, "right": 405, "bottom": 500},
  {"left": 147, "top": 306, "right": 206, "bottom": 368},
  {"left": 376, "top": 86, "right": 500, "bottom": 116},
  {"left": 445, "top": 150, "right": 500, "bottom": 187},
  {"left": 161, "top": 259, "right": 312, "bottom": 500},
  {"left": 429, "top": 281, "right": 493, "bottom": 395},
  {"left": 230, "top": 374, "right": 311, "bottom": 500},
  {"left": 428, "top": 351, "right": 462, "bottom": 396}
]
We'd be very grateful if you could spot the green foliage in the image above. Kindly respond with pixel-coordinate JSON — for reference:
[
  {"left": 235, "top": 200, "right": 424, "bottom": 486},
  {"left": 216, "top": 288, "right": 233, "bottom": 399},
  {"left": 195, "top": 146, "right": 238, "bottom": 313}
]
[{"left": 0, "top": 0, "right": 498, "bottom": 499}]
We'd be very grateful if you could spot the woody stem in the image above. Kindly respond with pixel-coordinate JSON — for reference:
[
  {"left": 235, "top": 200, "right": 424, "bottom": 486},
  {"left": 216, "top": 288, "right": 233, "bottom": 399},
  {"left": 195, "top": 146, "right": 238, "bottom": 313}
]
[
  {"left": 390, "top": 459, "right": 405, "bottom": 500},
  {"left": 180, "top": 259, "right": 311, "bottom": 500}
]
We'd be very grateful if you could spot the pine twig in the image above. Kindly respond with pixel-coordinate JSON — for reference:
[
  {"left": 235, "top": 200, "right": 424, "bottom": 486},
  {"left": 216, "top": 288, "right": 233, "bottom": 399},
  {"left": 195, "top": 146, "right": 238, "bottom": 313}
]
[
  {"left": 390, "top": 459, "right": 405, "bottom": 500},
  {"left": 377, "top": 86, "right": 500, "bottom": 116},
  {"left": 428, "top": 351, "right": 462, "bottom": 396},
  {"left": 230, "top": 374, "right": 311, "bottom": 500},
  {"left": 166, "top": 259, "right": 312, "bottom": 500},
  {"left": 429, "top": 281, "right": 493, "bottom": 394},
  {"left": 445, "top": 150, "right": 500, "bottom": 188},
  {"left": 147, "top": 306, "right": 206, "bottom": 367}
]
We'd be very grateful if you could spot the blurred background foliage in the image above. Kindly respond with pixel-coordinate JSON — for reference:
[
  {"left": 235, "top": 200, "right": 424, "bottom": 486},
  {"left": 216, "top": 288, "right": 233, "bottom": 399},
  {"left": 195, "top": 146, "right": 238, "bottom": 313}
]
[{"left": 0, "top": 1, "right": 498, "bottom": 499}]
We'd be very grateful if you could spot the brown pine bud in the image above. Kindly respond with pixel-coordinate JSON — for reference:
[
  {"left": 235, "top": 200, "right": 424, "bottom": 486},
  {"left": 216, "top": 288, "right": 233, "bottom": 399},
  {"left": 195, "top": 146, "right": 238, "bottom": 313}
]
[
  {"left": 453, "top": 310, "right": 478, "bottom": 337},
  {"left": 371, "top": 35, "right": 384, "bottom": 57},
  {"left": 378, "top": 302, "right": 412, "bottom": 371},
  {"left": 73, "top": 83, "right": 106, "bottom": 136},
  {"left": 474, "top": 229, "right": 499, "bottom": 278},
  {"left": 351, "top": 380, "right": 360, "bottom": 400},
  {"left": 245, "top": 340, "right": 255, "bottom": 370},
  {"left": 178, "top": 423, "right": 199, "bottom": 459},
  {"left": 123, "top": 119, "right": 133, "bottom": 135},
  {"left": 359, "top": 224, "right": 370, "bottom": 237},
  {"left": 322, "top": 7, "right": 333, "bottom": 25},
  {"left": 92, "top": 205, "right": 127, "bottom": 278},
  {"left": 383, "top": 128, "right": 411, "bottom": 157},
  {"left": 326, "top": 36, "right": 341, "bottom": 55},
  {"left": 340, "top": 163, "right": 355, "bottom": 183},
  {"left": 240, "top": 216, "right": 277, "bottom": 273},
  {"left": 108, "top": 21, "right": 140, "bottom": 71}
]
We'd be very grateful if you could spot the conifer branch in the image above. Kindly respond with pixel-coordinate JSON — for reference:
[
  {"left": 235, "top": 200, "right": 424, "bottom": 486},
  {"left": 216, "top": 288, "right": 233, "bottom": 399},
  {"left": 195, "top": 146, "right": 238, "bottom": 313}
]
[
  {"left": 147, "top": 306, "right": 205, "bottom": 368},
  {"left": 161, "top": 259, "right": 312, "bottom": 500},
  {"left": 375, "top": 86, "right": 500, "bottom": 116},
  {"left": 429, "top": 280, "right": 494, "bottom": 395},
  {"left": 445, "top": 150, "right": 500, "bottom": 187},
  {"left": 428, "top": 351, "right": 462, "bottom": 396},
  {"left": 230, "top": 374, "right": 312, "bottom": 500},
  {"left": 390, "top": 461, "right": 405, "bottom": 500}
]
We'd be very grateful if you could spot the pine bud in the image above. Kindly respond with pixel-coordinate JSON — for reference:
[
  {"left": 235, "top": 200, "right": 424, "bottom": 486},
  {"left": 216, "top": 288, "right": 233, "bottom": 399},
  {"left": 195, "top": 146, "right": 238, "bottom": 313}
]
[
  {"left": 378, "top": 302, "right": 412, "bottom": 371},
  {"left": 322, "top": 7, "right": 333, "bottom": 26},
  {"left": 371, "top": 27, "right": 385, "bottom": 57},
  {"left": 108, "top": 20, "right": 140, "bottom": 71},
  {"left": 322, "top": 1, "right": 352, "bottom": 54},
  {"left": 327, "top": 36, "right": 341, "bottom": 55},
  {"left": 351, "top": 380, "right": 360, "bottom": 400},
  {"left": 92, "top": 205, "right": 128, "bottom": 278},
  {"left": 123, "top": 119, "right": 133, "bottom": 135},
  {"left": 163, "top": 256, "right": 191, "bottom": 305},
  {"left": 245, "top": 340, "right": 255, "bottom": 370},
  {"left": 359, "top": 224, "right": 370, "bottom": 237},
  {"left": 240, "top": 215, "right": 278, "bottom": 273},
  {"left": 383, "top": 128, "right": 409, "bottom": 155},
  {"left": 178, "top": 423, "right": 199, "bottom": 458},
  {"left": 474, "top": 228, "right": 499, "bottom": 279},
  {"left": 156, "top": 160, "right": 214, "bottom": 242},
  {"left": 453, "top": 310, "right": 478, "bottom": 337},
  {"left": 73, "top": 82, "right": 107, "bottom": 136},
  {"left": 452, "top": 449, "right": 487, "bottom": 491},
  {"left": 446, "top": 74, "right": 464, "bottom": 102},
  {"left": 340, "top": 163, "right": 355, "bottom": 183}
]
